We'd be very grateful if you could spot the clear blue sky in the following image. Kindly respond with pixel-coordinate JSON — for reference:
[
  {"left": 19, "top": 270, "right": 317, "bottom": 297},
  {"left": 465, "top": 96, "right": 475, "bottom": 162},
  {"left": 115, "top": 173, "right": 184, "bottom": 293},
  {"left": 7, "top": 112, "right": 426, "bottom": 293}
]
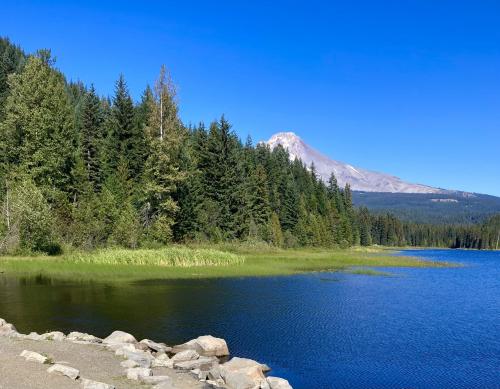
[{"left": 3, "top": 0, "right": 500, "bottom": 195}]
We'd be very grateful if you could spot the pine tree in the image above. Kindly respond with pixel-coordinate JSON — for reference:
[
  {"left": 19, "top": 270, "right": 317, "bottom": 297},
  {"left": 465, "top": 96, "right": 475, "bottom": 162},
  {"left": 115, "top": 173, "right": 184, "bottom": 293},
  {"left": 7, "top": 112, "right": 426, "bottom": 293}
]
[
  {"left": 141, "top": 66, "right": 185, "bottom": 243},
  {"left": 0, "top": 51, "right": 76, "bottom": 199},
  {"left": 79, "top": 85, "right": 103, "bottom": 188}
]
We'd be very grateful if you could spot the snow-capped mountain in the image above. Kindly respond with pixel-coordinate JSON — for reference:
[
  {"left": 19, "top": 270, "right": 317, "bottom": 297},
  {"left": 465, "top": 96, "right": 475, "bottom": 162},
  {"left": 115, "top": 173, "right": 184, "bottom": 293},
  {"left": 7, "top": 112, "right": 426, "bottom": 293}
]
[{"left": 266, "top": 132, "right": 445, "bottom": 194}]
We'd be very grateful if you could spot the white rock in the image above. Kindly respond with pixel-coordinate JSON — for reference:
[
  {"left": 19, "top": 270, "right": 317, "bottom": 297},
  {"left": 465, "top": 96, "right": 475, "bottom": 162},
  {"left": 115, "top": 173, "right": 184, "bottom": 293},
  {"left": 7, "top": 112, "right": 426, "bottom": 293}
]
[
  {"left": 47, "top": 364, "right": 80, "bottom": 380},
  {"left": 267, "top": 377, "right": 293, "bottom": 389},
  {"left": 0, "top": 322, "right": 17, "bottom": 336},
  {"left": 20, "top": 350, "right": 48, "bottom": 364},
  {"left": 152, "top": 353, "right": 174, "bottom": 368},
  {"left": 171, "top": 349, "right": 199, "bottom": 362},
  {"left": 67, "top": 331, "right": 102, "bottom": 343},
  {"left": 220, "top": 357, "right": 270, "bottom": 389},
  {"left": 173, "top": 335, "right": 229, "bottom": 357},
  {"left": 40, "top": 331, "right": 65, "bottom": 341},
  {"left": 0, "top": 318, "right": 6, "bottom": 326},
  {"left": 81, "top": 378, "right": 116, "bottom": 389},
  {"left": 126, "top": 367, "right": 152, "bottom": 380},
  {"left": 103, "top": 330, "right": 137, "bottom": 345}
]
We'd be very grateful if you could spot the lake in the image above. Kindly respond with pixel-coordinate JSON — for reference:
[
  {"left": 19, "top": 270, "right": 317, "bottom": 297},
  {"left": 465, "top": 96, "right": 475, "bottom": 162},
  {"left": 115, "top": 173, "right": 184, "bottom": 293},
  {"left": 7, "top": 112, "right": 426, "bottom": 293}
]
[{"left": 0, "top": 249, "right": 499, "bottom": 389}]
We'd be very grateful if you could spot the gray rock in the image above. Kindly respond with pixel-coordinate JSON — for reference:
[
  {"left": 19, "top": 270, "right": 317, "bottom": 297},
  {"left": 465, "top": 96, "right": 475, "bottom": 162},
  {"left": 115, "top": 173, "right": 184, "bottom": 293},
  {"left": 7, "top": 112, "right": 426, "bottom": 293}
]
[
  {"left": 267, "top": 377, "right": 293, "bottom": 389},
  {"left": 81, "top": 378, "right": 116, "bottom": 389},
  {"left": 172, "top": 335, "right": 229, "bottom": 357},
  {"left": 154, "top": 381, "right": 178, "bottom": 389},
  {"left": 47, "top": 363, "right": 80, "bottom": 380},
  {"left": 20, "top": 350, "right": 48, "bottom": 364},
  {"left": 126, "top": 367, "right": 152, "bottom": 380},
  {"left": 140, "top": 338, "right": 172, "bottom": 353},
  {"left": 174, "top": 356, "right": 217, "bottom": 371},
  {"left": 120, "top": 348, "right": 153, "bottom": 368},
  {"left": 171, "top": 349, "right": 199, "bottom": 362},
  {"left": 103, "top": 330, "right": 137, "bottom": 345}
]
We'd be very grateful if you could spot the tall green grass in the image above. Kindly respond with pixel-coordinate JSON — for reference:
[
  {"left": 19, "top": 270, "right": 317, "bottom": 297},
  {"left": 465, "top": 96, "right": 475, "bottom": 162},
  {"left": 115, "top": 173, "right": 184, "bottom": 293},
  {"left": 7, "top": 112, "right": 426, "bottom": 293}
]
[{"left": 69, "top": 247, "right": 244, "bottom": 267}]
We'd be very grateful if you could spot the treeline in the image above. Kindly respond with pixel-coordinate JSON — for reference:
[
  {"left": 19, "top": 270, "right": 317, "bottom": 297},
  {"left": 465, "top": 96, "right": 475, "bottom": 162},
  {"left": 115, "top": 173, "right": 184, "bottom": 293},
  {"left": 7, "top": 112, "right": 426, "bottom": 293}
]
[{"left": 0, "top": 38, "right": 498, "bottom": 254}]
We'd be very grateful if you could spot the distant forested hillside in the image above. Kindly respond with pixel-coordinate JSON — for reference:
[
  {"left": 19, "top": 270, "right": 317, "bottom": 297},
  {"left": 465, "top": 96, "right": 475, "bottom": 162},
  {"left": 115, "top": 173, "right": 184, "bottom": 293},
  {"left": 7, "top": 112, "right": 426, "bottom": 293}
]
[
  {"left": 353, "top": 191, "right": 500, "bottom": 224},
  {"left": 0, "top": 37, "right": 498, "bottom": 254}
]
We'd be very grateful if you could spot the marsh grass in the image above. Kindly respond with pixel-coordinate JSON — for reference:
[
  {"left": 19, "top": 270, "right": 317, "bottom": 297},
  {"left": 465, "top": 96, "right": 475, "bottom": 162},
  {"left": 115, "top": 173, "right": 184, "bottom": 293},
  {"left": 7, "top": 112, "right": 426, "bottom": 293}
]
[
  {"left": 0, "top": 245, "right": 453, "bottom": 282},
  {"left": 69, "top": 247, "right": 244, "bottom": 267}
]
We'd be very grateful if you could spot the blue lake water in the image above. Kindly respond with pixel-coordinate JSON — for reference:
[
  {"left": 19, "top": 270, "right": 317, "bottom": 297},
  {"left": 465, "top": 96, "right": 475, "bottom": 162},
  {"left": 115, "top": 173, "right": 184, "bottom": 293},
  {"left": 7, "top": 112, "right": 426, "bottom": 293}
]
[{"left": 0, "top": 249, "right": 499, "bottom": 388}]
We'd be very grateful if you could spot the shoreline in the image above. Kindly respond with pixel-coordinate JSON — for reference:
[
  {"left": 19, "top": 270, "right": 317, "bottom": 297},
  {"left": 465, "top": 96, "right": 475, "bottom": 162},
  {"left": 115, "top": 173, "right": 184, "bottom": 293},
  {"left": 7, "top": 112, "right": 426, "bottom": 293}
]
[{"left": 0, "top": 318, "right": 292, "bottom": 389}]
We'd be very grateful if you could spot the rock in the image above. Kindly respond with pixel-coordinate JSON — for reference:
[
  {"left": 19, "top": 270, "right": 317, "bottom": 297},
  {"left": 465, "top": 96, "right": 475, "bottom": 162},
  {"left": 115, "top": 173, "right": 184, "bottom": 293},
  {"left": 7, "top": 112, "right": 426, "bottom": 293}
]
[
  {"left": 20, "top": 350, "right": 49, "bottom": 364},
  {"left": 171, "top": 349, "right": 199, "bottom": 362},
  {"left": 220, "top": 357, "right": 270, "bottom": 389},
  {"left": 40, "top": 331, "right": 65, "bottom": 341},
  {"left": 206, "top": 379, "right": 226, "bottom": 388},
  {"left": 133, "top": 342, "right": 150, "bottom": 351},
  {"left": 152, "top": 353, "right": 174, "bottom": 368},
  {"left": 121, "top": 359, "right": 139, "bottom": 368},
  {"left": 0, "top": 318, "right": 6, "bottom": 326},
  {"left": 209, "top": 365, "right": 223, "bottom": 380},
  {"left": 0, "top": 322, "right": 17, "bottom": 336},
  {"left": 140, "top": 375, "right": 172, "bottom": 385},
  {"left": 119, "top": 348, "right": 153, "bottom": 368},
  {"left": 267, "top": 377, "right": 293, "bottom": 389},
  {"left": 47, "top": 364, "right": 80, "bottom": 380},
  {"left": 114, "top": 343, "right": 138, "bottom": 356},
  {"left": 26, "top": 332, "right": 43, "bottom": 341},
  {"left": 174, "top": 356, "right": 218, "bottom": 371},
  {"left": 81, "top": 378, "right": 116, "bottom": 389},
  {"left": 140, "top": 338, "right": 172, "bottom": 353},
  {"left": 67, "top": 331, "right": 102, "bottom": 343},
  {"left": 126, "top": 367, "right": 152, "bottom": 380},
  {"left": 173, "top": 335, "right": 229, "bottom": 357},
  {"left": 103, "top": 330, "right": 137, "bottom": 345}
]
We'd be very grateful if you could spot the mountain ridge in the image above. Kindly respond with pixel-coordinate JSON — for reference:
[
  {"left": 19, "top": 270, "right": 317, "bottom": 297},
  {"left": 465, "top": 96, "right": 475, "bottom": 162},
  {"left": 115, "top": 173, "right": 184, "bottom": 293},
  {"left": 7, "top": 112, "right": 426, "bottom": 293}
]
[{"left": 266, "top": 132, "right": 448, "bottom": 194}]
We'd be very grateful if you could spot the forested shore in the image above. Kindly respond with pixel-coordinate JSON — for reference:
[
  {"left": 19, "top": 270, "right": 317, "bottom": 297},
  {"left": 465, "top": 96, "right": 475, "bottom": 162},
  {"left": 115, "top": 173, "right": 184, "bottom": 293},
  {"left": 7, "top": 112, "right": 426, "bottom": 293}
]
[{"left": 1, "top": 37, "right": 499, "bottom": 256}]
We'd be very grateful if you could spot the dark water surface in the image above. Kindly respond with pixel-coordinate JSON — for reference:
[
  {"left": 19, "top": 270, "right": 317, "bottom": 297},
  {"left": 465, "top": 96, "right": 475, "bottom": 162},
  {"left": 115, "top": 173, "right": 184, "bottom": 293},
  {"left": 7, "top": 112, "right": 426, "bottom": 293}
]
[{"left": 1, "top": 249, "right": 499, "bottom": 389}]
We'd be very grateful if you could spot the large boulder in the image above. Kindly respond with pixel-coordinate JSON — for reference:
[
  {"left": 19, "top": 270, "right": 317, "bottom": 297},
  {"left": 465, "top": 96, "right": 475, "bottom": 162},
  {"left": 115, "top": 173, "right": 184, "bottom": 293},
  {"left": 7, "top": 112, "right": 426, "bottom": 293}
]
[
  {"left": 267, "top": 377, "right": 293, "bottom": 389},
  {"left": 103, "top": 330, "right": 137, "bottom": 345},
  {"left": 172, "top": 335, "right": 229, "bottom": 357},
  {"left": 220, "top": 357, "right": 270, "bottom": 389}
]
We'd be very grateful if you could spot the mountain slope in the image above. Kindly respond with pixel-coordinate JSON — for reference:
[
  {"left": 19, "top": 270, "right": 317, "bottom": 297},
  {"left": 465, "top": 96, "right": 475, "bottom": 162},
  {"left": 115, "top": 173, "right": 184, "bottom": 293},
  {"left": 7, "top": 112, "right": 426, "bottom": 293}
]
[{"left": 266, "top": 132, "right": 444, "bottom": 193}]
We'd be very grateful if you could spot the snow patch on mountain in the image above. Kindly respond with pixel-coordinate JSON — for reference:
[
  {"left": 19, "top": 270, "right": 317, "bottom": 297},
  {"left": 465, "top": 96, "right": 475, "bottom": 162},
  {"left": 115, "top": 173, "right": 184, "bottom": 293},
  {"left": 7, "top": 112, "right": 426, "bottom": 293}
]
[{"left": 266, "top": 132, "right": 445, "bottom": 194}]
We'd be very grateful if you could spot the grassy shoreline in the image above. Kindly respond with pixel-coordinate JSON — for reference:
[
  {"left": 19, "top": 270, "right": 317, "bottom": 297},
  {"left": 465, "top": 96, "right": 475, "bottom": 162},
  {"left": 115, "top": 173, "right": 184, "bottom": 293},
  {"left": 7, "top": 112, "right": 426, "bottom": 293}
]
[{"left": 0, "top": 245, "right": 453, "bottom": 282}]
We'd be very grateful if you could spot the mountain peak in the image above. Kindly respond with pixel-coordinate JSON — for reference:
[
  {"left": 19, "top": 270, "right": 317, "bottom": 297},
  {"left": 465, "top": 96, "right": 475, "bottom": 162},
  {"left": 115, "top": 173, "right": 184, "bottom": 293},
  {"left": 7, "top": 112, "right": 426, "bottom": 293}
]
[{"left": 265, "top": 132, "right": 445, "bottom": 194}]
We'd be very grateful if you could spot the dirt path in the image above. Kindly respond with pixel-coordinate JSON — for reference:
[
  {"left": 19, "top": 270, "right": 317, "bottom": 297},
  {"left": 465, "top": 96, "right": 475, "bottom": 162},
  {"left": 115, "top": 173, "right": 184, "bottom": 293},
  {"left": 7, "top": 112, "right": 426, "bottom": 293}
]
[{"left": 0, "top": 336, "right": 205, "bottom": 389}]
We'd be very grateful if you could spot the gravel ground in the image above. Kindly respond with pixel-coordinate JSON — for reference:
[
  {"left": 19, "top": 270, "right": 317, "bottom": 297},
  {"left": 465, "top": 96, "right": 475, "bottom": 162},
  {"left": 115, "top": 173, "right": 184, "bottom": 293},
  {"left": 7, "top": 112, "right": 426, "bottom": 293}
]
[{"left": 0, "top": 336, "right": 205, "bottom": 389}]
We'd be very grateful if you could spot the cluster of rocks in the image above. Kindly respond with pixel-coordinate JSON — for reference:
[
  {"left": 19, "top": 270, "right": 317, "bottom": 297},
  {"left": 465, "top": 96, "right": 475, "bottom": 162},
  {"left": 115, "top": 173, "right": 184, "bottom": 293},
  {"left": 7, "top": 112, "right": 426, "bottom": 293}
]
[{"left": 0, "top": 318, "right": 293, "bottom": 389}]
